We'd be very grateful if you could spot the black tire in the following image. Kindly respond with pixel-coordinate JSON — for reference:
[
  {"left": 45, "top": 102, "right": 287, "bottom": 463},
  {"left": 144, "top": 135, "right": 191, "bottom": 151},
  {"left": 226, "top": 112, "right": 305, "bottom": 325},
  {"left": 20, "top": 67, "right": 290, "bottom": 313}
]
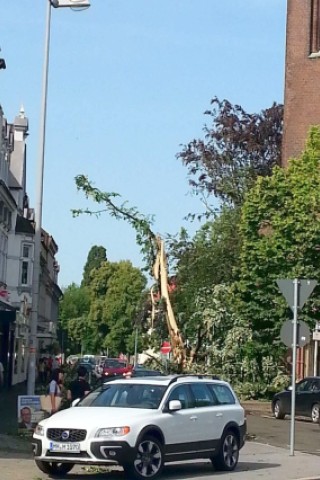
[
  {"left": 211, "top": 429, "right": 239, "bottom": 472},
  {"left": 273, "top": 400, "right": 285, "bottom": 419},
  {"left": 311, "top": 403, "right": 320, "bottom": 423},
  {"left": 35, "top": 460, "right": 74, "bottom": 477},
  {"left": 123, "top": 435, "right": 164, "bottom": 480}
]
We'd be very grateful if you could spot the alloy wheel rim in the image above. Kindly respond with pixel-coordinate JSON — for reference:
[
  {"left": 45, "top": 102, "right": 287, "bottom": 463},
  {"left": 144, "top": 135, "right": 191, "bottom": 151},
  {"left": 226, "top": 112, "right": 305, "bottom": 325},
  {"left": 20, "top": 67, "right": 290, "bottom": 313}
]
[
  {"left": 274, "top": 402, "right": 280, "bottom": 416},
  {"left": 134, "top": 440, "right": 162, "bottom": 478},
  {"left": 222, "top": 434, "right": 239, "bottom": 468},
  {"left": 312, "top": 405, "right": 319, "bottom": 421}
]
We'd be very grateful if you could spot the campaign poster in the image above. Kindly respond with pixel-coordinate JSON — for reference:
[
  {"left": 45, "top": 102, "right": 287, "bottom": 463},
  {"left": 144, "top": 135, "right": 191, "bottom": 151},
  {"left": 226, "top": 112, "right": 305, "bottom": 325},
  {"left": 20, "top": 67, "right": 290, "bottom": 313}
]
[{"left": 17, "top": 395, "right": 46, "bottom": 435}]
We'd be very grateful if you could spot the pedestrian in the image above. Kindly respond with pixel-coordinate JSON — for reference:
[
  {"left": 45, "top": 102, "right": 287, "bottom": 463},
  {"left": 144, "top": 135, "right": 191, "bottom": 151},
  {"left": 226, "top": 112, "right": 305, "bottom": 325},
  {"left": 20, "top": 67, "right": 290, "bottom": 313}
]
[
  {"left": 48, "top": 368, "right": 64, "bottom": 414},
  {"left": 38, "top": 358, "right": 46, "bottom": 384},
  {"left": 67, "top": 365, "right": 91, "bottom": 403}
]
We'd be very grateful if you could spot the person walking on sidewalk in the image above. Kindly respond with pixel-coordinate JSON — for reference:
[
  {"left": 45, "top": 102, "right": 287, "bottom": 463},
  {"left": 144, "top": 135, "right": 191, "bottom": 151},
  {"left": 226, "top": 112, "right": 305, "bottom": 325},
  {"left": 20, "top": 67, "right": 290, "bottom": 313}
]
[
  {"left": 67, "top": 365, "right": 91, "bottom": 403},
  {"left": 49, "top": 368, "right": 63, "bottom": 414}
]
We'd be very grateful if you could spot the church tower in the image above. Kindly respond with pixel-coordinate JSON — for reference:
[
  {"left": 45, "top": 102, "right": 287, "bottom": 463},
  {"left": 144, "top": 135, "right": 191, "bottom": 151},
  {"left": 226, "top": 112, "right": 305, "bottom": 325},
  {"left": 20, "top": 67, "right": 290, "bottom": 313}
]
[{"left": 282, "top": 0, "right": 320, "bottom": 166}]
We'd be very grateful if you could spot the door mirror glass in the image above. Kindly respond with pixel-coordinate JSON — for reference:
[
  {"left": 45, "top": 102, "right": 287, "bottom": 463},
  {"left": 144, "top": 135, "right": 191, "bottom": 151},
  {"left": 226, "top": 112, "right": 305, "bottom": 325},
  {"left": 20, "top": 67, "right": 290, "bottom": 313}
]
[
  {"left": 71, "top": 398, "right": 80, "bottom": 407},
  {"left": 287, "top": 385, "right": 292, "bottom": 391}
]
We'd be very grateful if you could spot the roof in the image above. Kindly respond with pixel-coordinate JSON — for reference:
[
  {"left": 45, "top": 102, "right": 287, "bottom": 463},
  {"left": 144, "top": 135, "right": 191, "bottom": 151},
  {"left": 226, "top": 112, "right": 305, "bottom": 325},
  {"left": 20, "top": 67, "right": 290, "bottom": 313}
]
[{"left": 106, "top": 374, "right": 225, "bottom": 387}]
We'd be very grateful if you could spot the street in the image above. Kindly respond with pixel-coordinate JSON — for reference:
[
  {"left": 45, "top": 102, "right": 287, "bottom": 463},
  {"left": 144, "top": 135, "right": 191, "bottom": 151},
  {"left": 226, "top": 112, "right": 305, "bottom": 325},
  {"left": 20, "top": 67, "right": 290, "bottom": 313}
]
[
  {"left": 247, "top": 413, "right": 320, "bottom": 455},
  {"left": 1, "top": 415, "right": 320, "bottom": 480}
]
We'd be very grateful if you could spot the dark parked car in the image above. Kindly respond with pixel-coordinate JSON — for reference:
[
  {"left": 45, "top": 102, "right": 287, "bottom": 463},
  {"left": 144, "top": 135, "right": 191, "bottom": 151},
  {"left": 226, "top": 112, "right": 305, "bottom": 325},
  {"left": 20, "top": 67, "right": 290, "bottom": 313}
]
[
  {"left": 272, "top": 376, "right": 320, "bottom": 423},
  {"left": 131, "top": 365, "right": 163, "bottom": 377}
]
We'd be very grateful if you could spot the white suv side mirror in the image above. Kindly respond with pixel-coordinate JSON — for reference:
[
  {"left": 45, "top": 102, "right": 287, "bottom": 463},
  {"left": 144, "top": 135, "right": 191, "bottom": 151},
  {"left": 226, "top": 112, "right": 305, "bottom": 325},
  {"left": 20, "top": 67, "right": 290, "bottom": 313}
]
[
  {"left": 168, "top": 400, "right": 182, "bottom": 411},
  {"left": 72, "top": 398, "right": 80, "bottom": 407}
]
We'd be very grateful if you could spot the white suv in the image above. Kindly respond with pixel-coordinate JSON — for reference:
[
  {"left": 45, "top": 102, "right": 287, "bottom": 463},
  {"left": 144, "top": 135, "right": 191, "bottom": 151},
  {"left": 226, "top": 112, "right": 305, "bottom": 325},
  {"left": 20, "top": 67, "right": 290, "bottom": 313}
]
[{"left": 33, "top": 375, "right": 246, "bottom": 479}]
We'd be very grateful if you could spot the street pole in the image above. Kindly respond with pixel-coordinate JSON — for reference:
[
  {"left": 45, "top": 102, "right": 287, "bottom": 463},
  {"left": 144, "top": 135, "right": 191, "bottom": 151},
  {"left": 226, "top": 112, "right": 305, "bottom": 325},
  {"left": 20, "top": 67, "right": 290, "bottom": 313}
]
[
  {"left": 314, "top": 339, "right": 318, "bottom": 376},
  {"left": 27, "top": 0, "right": 52, "bottom": 395},
  {"left": 134, "top": 327, "right": 139, "bottom": 366},
  {"left": 289, "top": 278, "right": 299, "bottom": 456},
  {"left": 26, "top": 0, "right": 90, "bottom": 395}
]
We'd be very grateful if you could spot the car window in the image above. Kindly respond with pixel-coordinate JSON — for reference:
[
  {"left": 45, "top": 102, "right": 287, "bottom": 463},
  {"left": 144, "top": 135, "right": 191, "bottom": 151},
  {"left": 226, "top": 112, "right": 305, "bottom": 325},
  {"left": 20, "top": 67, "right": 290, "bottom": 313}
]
[
  {"left": 208, "top": 384, "right": 236, "bottom": 405},
  {"left": 189, "top": 383, "right": 215, "bottom": 407},
  {"left": 78, "top": 383, "right": 166, "bottom": 409},
  {"left": 296, "top": 380, "right": 312, "bottom": 392},
  {"left": 167, "top": 385, "right": 193, "bottom": 409}
]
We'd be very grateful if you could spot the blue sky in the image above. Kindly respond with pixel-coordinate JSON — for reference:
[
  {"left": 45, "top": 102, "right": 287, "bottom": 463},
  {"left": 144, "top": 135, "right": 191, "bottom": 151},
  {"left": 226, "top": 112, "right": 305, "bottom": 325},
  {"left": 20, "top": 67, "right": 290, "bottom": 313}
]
[{"left": 1, "top": 0, "right": 286, "bottom": 287}]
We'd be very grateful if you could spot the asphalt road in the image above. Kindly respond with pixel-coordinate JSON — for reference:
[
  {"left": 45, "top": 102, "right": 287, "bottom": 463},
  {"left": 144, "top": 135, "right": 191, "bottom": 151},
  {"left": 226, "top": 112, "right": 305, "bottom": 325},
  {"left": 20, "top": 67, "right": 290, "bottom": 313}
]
[
  {"left": 247, "top": 412, "right": 320, "bottom": 455},
  {"left": 1, "top": 413, "right": 320, "bottom": 480}
]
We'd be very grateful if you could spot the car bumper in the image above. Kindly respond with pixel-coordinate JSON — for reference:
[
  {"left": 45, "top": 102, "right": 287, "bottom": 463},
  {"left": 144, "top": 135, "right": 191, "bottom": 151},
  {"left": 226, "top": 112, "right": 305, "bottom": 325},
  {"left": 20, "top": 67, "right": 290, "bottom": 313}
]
[
  {"left": 32, "top": 436, "right": 135, "bottom": 465},
  {"left": 239, "top": 420, "right": 247, "bottom": 448}
]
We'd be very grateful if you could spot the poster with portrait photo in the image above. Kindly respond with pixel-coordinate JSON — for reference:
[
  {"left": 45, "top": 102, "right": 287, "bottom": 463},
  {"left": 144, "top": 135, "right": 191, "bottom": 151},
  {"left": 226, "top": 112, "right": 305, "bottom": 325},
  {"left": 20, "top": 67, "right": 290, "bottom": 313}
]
[{"left": 17, "top": 395, "right": 46, "bottom": 435}]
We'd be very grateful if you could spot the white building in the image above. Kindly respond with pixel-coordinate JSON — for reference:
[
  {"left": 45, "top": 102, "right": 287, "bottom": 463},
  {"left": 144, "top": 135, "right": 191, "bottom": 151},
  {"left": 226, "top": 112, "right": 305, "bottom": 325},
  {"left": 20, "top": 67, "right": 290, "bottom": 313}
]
[{"left": 0, "top": 105, "right": 62, "bottom": 386}]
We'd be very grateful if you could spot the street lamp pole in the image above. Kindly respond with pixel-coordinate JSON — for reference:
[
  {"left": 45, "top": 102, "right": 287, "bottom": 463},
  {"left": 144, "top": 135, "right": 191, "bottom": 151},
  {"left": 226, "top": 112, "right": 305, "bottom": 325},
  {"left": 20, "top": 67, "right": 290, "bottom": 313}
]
[
  {"left": 27, "top": 0, "right": 52, "bottom": 395},
  {"left": 27, "top": 0, "right": 90, "bottom": 395}
]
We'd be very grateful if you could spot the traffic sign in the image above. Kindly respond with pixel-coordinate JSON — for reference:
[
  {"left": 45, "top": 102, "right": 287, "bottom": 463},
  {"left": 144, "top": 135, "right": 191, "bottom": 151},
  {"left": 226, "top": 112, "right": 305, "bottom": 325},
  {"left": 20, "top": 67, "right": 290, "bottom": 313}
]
[
  {"left": 277, "top": 279, "right": 317, "bottom": 311},
  {"left": 280, "top": 319, "right": 311, "bottom": 348},
  {"left": 160, "top": 341, "right": 171, "bottom": 355}
]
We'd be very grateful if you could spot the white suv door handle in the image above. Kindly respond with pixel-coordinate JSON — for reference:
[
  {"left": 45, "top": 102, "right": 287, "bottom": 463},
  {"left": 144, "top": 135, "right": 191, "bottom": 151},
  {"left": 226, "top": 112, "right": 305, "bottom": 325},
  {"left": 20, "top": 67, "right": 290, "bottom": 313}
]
[
  {"left": 190, "top": 416, "right": 198, "bottom": 421},
  {"left": 216, "top": 413, "right": 223, "bottom": 417}
]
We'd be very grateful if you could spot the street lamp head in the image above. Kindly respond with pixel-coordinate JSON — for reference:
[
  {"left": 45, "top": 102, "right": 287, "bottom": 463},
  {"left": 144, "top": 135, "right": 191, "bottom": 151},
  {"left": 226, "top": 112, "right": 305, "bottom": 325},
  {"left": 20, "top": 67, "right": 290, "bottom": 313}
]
[{"left": 50, "top": 0, "right": 90, "bottom": 7}]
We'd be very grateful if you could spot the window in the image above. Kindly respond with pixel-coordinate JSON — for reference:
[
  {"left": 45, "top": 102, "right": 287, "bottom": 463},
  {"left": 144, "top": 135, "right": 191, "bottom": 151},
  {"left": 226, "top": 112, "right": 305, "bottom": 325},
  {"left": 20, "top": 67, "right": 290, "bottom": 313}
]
[
  {"left": 21, "top": 261, "right": 28, "bottom": 285},
  {"left": 189, "top": 383, "right": 215, "bottom": 408},
  {"left": 23, "top": 245, "right": 31, "bottom": 258},
  {"left": 296, "top": 379, "right": 312, "bottom": 393},
  {"left": 208, "top": 384, "right": 236, "bottom": 405},
  {"left": 310, "top": 0, "right": 320, "bottom": 54},
  {"left": 20, "top": 243, "right": 33, "bottom": 286},
  {"left": 167, "top": 385, "right": 193, "bottom": 409},
  {"left": 78, "top": 383, "right": 166, "bottom": 409}
]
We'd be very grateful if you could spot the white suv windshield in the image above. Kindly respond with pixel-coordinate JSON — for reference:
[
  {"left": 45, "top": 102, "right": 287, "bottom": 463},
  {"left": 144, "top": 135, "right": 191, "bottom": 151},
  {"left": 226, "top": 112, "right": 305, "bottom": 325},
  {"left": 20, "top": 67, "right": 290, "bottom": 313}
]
[{"left": 78, "top": 383, "right": 166, "bottom": 409}]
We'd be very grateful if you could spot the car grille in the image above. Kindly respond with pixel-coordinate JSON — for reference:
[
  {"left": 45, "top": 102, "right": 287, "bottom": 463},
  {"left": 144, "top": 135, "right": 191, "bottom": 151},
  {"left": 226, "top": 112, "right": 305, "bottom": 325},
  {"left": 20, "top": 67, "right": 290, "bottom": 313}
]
[{"left": 47, "top": 428, "right": 87, "bottom": 442}]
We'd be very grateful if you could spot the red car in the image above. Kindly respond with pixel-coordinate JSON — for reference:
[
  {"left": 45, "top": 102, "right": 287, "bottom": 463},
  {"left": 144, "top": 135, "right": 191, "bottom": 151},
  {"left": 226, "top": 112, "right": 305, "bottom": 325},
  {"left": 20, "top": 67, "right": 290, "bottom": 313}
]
[{"left": 102, "top": 358, "right": 132, "bottom": 377}]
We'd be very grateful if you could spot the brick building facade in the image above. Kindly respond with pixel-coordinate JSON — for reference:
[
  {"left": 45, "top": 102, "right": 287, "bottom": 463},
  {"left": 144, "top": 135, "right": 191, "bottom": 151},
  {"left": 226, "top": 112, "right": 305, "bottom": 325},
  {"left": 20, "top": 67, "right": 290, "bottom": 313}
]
[{"left": 282, "top": 0, "right": 320, "bottom": 166}]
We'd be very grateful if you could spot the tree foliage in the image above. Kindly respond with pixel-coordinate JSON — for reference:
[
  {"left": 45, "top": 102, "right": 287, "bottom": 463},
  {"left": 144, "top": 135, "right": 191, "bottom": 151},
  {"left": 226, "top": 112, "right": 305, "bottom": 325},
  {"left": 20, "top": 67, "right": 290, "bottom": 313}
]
[
  {"left": 86, "top": 260, "right": 146, "bottom": 355},
  {"left": 82, "top": 245, "right": 107, "bottom": 287},
  {"left": 235, "top": 127, "right": 320, "bottom": 374},
  {"left": 177, "top": 97, "right": 283, "bottom": 206},
  {"left": 59, "top": 283, "right": 90, "bottom": 354}
]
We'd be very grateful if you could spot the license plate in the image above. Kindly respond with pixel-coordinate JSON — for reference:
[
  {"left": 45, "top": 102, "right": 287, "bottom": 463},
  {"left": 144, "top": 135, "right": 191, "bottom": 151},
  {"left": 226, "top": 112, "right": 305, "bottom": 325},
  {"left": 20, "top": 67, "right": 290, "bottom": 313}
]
[{"left": 49, "top": 442, "right": 81, "bottom": 453}]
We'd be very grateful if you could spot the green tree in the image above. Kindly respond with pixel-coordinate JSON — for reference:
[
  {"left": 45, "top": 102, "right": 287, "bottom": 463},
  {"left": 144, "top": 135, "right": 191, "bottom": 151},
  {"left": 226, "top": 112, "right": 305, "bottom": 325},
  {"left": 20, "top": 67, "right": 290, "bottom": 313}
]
[
  {"left": 59, "top": 283, "right": 90, "bottom": 354},
  {"left": 87, "top": 260, "right": 146, "bottom": 355},
  {"left": 235, "top": 127, "right": 320, "bottom": 376},
  {"left": 177, "top": 97, "right": 283, "bottom": 207},
  {"left": 170, "top": 206, "right": 242, "bottom": 332},
  {"left": 82, "top": 245, "right": 107, "bottom": 286}
]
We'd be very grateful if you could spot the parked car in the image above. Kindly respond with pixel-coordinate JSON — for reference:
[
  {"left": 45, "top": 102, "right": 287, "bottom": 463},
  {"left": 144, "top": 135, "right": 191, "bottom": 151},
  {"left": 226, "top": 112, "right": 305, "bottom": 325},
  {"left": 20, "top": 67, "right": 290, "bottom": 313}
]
[
  {"left": 33, "top": 374, "right": 246, "bottom": 479},
  {"left": 272, "top": 376, "right": 320, "bottom": 422},
  {"left": 132, "top": 365, "right": 163, "bottom": 377},
  {"left": 102, "top": 358, "right": 132, "bottom": 377}
]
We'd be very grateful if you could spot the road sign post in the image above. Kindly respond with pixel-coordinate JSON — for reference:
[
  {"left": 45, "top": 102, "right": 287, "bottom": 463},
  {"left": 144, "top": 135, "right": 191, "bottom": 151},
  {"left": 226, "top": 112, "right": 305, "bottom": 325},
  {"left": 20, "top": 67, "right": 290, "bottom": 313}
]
[
  {"left": 290, "top": 279, "right": 298, "bottom": 457},
  {"left": 277, "top": 278, "right": 317, "bottom": 457}
]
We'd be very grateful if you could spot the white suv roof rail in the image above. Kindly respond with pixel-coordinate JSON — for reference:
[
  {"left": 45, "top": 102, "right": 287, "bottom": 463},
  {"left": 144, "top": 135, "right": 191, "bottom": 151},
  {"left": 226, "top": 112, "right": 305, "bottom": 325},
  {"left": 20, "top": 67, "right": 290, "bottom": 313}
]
[{"left": 168, "top": 374, "right": 220, "bottom": 386}]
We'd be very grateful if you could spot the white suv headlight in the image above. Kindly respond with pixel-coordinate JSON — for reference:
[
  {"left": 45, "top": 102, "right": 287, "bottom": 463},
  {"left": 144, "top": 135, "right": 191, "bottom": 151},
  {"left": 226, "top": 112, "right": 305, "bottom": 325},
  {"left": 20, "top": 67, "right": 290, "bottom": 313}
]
[
  {"left": 34, "top": 424, "right": 44, "bottom": 436},
  {"left": 96, "top": 426, "right": 130, "bottom": 438}
]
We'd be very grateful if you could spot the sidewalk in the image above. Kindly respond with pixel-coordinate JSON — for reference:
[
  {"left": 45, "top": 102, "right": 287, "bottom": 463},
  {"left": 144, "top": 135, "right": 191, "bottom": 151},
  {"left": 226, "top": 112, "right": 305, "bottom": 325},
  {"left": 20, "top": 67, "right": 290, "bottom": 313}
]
[{"left": 0, "top": 382, "right": 31, "bottom": 453}]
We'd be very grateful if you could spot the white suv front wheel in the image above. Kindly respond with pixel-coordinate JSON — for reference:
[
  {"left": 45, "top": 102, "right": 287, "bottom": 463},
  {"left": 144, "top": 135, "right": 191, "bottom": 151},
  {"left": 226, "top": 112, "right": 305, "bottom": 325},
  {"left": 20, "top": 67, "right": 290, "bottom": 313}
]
[
  {"left": 212, "top": 430, "right": 239, "bottom": 472},
  {"left": 124, "top": 435, "right": 164, "bottom": 480}
]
